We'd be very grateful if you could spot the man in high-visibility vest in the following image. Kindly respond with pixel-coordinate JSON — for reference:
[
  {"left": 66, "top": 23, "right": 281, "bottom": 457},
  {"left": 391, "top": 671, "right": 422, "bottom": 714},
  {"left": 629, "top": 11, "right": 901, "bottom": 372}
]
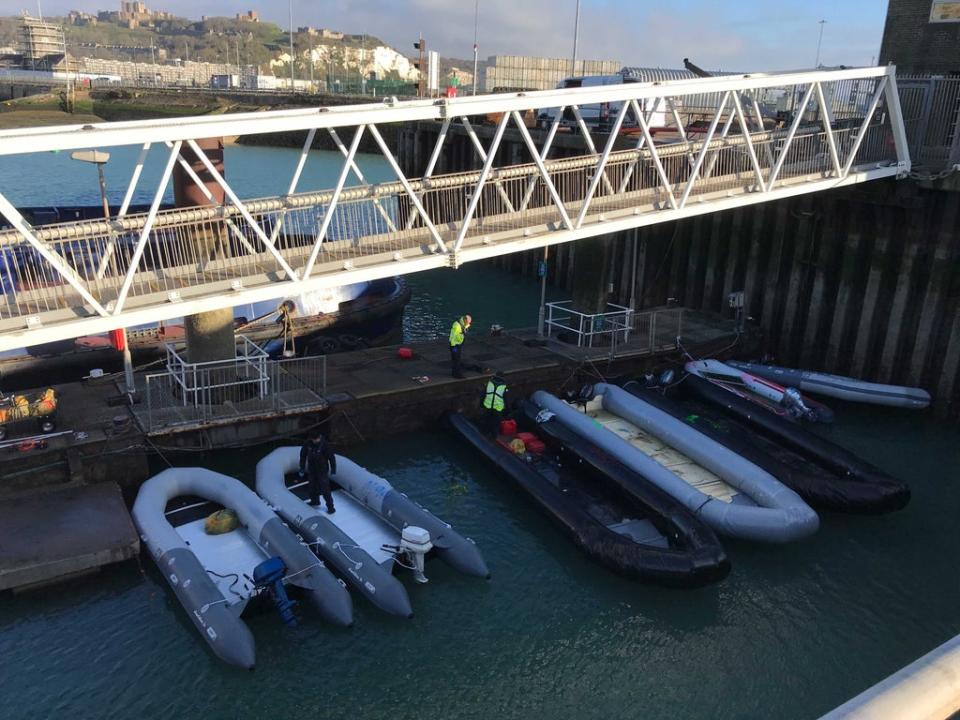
[
  {"left": 481, "top": 375, "right": 509, "bottom": 437},
  {"left": 449, "top": 314, "right": 472, "bottom": 378}
]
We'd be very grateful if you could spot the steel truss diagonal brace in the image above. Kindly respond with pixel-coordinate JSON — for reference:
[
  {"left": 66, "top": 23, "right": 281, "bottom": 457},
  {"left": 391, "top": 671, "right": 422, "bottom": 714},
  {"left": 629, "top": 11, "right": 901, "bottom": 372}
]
[
  {"left": 268, "top": 127, "right": 317, "bottom": 245},
  {"left": 114, "top": 140, "right": 181, "bottom": 314},
  {"left": 813, "top": 83, "right": 843, "bottom": 177},
  {"left": 729, "top": 93, "right": 768, "bottom": 192},
  {"left": 679, "top": 91, "right": 730, "bottom": 208},
  {"left": 328, "top": 128, "right": 397, "bottom": 233},
  {"left": 519, "top": 108, "right": 563, "bottom": 213},
  {"left": 303, "top": 124, "right": 367, "bottom": 279},
  {"left": 184, "top": 139, "right": 299, "bottom": 282},
  {"left": 96, "top": 141, "right": 152, "bottom": 280},
  {"left": 569, "top": 105, "right": 616, "bottom": 195},
  {"left": 629, "top": 99, "right": 678, "bottom": 209},
  {"left": 575, "top": 101, "right": 632, "bottom": 228},
  {"left": 453, "top": 111, "right": 511, "bottom": 251},
  {"left": 164, "top": 141, "right": 263, "bottom": 266},
  {"left": 511, "top": 111, "right": 573, "bottom": 230},
  {"left": 461, "top": 116, "right": 517, "bottom": 213},
  {"left": 842, "top": 76, "right": 889, "bottom": 176},
  {"left": 405, "top": 116, "right": 450, "bottom": 231},
  {"left": 767, "top": 83, "right": 818, "bottom": 187},
  {"left": 366, "top": 123, "right": 448, "bottom": 254},
  {"left": 0, "top": 192, "right": 109, "bottom": 318}
]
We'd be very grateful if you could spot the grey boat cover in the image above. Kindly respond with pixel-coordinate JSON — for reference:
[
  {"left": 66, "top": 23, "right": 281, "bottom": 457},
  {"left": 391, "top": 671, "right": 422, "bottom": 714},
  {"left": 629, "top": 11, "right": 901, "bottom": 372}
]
[
  {"left": 727, "top": 360, "right": 931, "bottom": 409},
  {"left": 331, "top": 456, "right": 490, "bottom": 579},
  {"left": 533, "top": 385, "right": 819, "bottom": 543},
  {"left": 256, "top": 448, "right": 414, "bottom": 618},
  {"left": 132, "top": 467, "right": 352, "bottom": 669}
]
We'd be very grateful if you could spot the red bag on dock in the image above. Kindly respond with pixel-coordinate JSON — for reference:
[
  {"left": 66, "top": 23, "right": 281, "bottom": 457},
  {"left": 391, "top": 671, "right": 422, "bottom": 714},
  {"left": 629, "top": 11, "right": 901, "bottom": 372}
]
[
  {"left": 500, "top": 419, "right": 517, "bottom": 437},
  {"left": 396, "top": 347, "right": 413, "bottom": 359}
]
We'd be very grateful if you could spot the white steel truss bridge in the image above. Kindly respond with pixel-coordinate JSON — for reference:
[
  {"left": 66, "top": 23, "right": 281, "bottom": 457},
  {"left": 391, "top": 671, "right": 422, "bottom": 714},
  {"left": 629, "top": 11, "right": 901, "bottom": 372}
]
[{"left": 0, "top": 66, "right": 909, "bottom": 351}]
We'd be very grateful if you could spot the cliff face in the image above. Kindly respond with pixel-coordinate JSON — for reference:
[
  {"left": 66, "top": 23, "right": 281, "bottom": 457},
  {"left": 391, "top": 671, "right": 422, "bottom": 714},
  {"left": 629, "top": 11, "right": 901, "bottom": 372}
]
[{"left": 271, "top": 43, "right": 420, "bottom": 82}]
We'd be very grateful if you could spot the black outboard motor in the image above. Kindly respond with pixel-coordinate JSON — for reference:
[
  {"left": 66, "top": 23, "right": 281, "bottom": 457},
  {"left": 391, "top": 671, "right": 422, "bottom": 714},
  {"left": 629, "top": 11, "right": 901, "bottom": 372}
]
[{"left": 253, "top": 556, "right": 298, "bottom": 627}]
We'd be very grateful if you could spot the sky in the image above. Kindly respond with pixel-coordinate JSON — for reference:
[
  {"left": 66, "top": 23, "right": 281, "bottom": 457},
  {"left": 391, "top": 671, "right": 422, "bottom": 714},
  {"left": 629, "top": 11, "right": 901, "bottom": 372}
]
[{"left": 24, "top": 0, "right": 890, "bottom": 71}]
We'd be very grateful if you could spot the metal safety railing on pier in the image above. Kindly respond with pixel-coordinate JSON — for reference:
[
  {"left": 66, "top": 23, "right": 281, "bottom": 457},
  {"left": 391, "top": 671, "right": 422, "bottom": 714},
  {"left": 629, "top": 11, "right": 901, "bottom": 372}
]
[
  {"left": 138, "top": 344, "right": 327, "bottom": 434},
  {"left": 0, "top": 66, "right": 909, "bottom": 351},
  {"left": 538, "top": 304, "right": 685, "bottom": 358},
  {"left": 897, "top": 74, "right": 960, "bottom": 172}
]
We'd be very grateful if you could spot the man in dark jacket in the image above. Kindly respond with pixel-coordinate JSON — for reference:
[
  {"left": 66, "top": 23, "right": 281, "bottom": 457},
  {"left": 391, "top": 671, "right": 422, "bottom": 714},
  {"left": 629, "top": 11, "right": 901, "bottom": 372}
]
[{"left": 299, "top": 432, "right": 337, "bottom": 514}]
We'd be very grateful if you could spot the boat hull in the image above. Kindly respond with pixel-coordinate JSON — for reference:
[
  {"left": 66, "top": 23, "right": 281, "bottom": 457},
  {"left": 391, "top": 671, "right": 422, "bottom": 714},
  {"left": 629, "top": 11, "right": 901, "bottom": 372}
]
[
  {"left": 533, "top": 385, "right": 819, "bottom": 543},
  {"left": 449, "top": 406, "right": 730, "bottom": 588},
  {"left": 674, "top": 374, "right": 911, "bottom": 513},
  {"left": 625, "top": 380, "right": 909, "bottom": 514},
  {"left": 727, "top": 360, "right": 931, "bottom": 409}
]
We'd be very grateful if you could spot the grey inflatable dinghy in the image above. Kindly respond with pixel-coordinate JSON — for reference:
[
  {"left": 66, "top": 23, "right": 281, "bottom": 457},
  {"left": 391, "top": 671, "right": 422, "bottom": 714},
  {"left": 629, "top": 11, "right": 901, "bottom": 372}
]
[
  {"left": 132, "top": 467, "right": 353, "bottom": 669},
  {"left": 533, "top": 384, "right": 819, "bottom": 543},
  {"left": 257, "top": 448, "right": 416, "bottom": 618},
  {"left": 278, "top": 453, "right": 489, "bottom": 580},
  {"left": 727, "top": 360, "right": 931, "bottom": 409}
]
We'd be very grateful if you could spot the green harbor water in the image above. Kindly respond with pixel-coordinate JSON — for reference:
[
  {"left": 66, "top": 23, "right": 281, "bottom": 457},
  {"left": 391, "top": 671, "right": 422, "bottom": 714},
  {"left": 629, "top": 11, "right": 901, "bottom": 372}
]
[{"left": 0, "top": 145, "right": 957, "bottom": 720}]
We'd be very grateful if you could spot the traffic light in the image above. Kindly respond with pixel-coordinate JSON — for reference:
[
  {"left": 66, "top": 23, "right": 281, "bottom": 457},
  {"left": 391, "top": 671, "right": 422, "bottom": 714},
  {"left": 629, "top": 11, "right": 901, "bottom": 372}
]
[{"left": 413, "top": 41, "right": 422, "bottom": 51}]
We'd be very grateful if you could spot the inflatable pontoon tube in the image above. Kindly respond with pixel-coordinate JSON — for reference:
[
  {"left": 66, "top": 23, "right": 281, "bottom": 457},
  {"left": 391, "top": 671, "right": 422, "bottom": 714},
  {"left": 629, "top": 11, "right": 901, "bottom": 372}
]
[
  {"left": 727, "top": 360, "right": 932, "bottom": 409},
  {"left": 133, "top": 468, "right": 353, "bottom": 668},
  {"left": 533, "top": 385, "right": 819, "bottom": 543},
  {"left": 256, "top": 448, "right": 414, "bottom": 618},
  {"left": 332, "top": 457, "right": 490, "bottom": 579}
]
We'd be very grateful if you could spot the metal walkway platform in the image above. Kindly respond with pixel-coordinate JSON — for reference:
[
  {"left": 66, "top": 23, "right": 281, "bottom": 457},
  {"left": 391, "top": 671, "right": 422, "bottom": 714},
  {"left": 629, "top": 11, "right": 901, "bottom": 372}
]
[{"left": 0, "top": 66, "right": 909, "bottom": 351}]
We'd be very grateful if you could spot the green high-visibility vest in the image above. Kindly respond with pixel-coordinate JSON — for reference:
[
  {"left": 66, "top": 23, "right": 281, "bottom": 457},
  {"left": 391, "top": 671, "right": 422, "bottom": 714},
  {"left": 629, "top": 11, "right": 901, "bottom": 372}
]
[
  {"left": 449, "top": 318, "right": 467, "bottom": 347},
  {"left": 483, "top": 380, "right": 506, "bottom": 412}
]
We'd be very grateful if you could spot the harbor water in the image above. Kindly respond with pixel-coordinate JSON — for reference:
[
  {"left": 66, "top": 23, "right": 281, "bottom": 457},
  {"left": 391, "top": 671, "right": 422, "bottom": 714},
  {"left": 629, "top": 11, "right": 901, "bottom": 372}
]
[{"left": 0, "top": 146, "right": 957, "bottom": 719}]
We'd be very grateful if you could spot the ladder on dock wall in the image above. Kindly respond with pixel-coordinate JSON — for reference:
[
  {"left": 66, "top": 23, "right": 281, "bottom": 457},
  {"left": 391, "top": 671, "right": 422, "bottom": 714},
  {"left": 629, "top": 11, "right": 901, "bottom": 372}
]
[{"left": 0, "top": 66, "right": 910, "bottom": 352}]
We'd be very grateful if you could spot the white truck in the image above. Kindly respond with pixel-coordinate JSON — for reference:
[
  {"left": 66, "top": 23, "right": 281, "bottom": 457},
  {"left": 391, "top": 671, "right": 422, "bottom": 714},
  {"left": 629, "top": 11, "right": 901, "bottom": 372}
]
[{"left": 537, "top": 73, "right": 670, "bottom": 133}]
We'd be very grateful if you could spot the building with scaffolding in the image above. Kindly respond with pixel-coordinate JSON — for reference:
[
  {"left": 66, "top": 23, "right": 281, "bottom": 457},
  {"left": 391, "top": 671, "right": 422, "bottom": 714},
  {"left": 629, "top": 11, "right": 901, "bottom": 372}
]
[{"left": 17, "top": 16, "right": 65, "bottom": 71}]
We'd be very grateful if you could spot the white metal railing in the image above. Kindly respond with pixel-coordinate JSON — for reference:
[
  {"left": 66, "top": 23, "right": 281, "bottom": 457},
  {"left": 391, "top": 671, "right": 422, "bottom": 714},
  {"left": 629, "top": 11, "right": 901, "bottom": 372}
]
[
  {"left": 897, "top": 74, "right": 960, "bottom": 170},
  {"left": 164, "top": 335, "right": 269, "bottom": 408},
  {"left": 0, "top": 66, "right": 909, "bottom": 351},
  {"left": 141, "top": 350, "right": 327, "bottom": 433},
  {"left": 544, "top": 301, "right": 634, "bottom": 347}
]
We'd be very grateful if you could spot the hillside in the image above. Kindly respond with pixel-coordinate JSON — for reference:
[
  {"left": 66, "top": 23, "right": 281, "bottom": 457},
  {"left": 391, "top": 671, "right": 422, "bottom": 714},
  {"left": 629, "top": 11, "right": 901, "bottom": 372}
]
[{"left": 0, "top": 14, "right": 394, "bottom": 77}]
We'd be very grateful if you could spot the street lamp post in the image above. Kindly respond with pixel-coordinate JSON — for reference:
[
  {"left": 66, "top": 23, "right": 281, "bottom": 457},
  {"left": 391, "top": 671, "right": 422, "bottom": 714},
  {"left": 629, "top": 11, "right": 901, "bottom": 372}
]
[
  {"left": 289, "top": 0, "right": 295, "bottom": 90},
  {"left": 571, "top": 0, "right": 581, "bottom": 77},
  {"left": 472, "top": 0, "right": 479, "bottom": 96},
  {"left": 70, "top": 150, "right": 136, "bottom": 399},
  {"left": 815, "top": 19, "right": 827, "bottom": 68}
]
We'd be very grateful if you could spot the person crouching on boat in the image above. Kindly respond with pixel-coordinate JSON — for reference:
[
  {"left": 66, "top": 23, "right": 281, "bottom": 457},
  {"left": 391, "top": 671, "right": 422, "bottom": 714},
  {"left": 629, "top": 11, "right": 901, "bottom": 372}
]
[
  {"left": 482, "top": 375, "right": 509, "bottom": 438},
  {"left": 449, "top": 314, "right": 472, "bottom": 379},
  {"left": 299, "top": 432, "right": 337, "bottom": 514}
]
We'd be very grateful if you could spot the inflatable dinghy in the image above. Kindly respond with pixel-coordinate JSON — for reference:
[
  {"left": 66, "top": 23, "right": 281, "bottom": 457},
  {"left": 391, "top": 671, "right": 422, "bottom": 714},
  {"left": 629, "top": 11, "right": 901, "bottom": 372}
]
[
  {"left": 673, "top": 374, "right": 911, "bottom": 513},
  {"left": 259, "top": 452, "right": 489, "bottom": 582},
  {"left": 624, "top": 381, "right": 910, "bottom": 514},
  {"left": 533, "top": 385, "right": 818, "bottom": 543},
  {"left": 448, "top": 406, "right": 730, "bottom": 587},
  {"left": 727, "top": 361, "right": 931, "bottom": 409},
  {"left": 686, "top": 359, "right": 834, "bottom": 423},
  {"left": 258, "top": 448, "right": 447, "bottom": 617},
  {"left": 132, "top": 468, "right": 353, "bottom": 669}
]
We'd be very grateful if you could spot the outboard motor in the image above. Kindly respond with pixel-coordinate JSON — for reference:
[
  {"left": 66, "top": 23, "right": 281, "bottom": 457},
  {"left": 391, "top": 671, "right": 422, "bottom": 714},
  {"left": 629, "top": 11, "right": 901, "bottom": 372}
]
[
  {"left": 658, "top": 369, "right": 676, "bottom": 386},
  {"left": 782, "top": 387, "right": 815, "bottom": 421},
  {"left": 252, "top": 556, "right": 298, "bottom": 627},
  {"left": 399, "top": 526, "right": 433, "bottom": 584}
]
